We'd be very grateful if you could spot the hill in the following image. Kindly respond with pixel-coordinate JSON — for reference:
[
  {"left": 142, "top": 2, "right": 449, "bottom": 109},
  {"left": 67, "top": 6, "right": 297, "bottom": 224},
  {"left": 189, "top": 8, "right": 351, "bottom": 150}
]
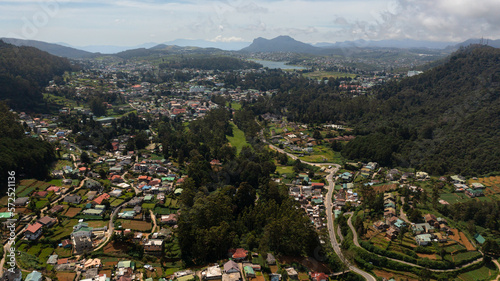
[
  {"left": 343, "top": 46, "right": 500, "bottom": 175},
  {"left": 0, "top": 102, "right": 56, "bottom": 188},
  {"left": 251, "top": 45, "right": 500, "bottom": 175},
  {"left": 1, "top": 37, "right": 96, "bottom": 59},
  {"left": 241, "top": 35, "right": 321, "bottom": 53},
  {"left": 0, "top": 40, "right": 75, "bottom": 111}
]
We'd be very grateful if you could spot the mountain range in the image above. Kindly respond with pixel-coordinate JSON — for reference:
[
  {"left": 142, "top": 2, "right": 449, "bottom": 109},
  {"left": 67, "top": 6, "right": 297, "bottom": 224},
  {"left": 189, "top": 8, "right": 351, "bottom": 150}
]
[{"left": 2, "top": 36, "right": 499, "bottom": 59}]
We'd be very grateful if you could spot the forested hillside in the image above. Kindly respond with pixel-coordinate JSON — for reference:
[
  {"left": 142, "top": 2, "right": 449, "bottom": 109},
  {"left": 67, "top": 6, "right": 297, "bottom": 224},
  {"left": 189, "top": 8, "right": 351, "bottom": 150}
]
[
  {"left": 343, "top": 46, "right": 500, "bottom": 175},
  {"left": 248, "top": 45, "right": 500, "bottom": 175},
  {"left": 0, "top": 103, "right": 55, "bottom": 189},
  {"left": 0, "top": 40, "right": 75, "bottom": 111}
]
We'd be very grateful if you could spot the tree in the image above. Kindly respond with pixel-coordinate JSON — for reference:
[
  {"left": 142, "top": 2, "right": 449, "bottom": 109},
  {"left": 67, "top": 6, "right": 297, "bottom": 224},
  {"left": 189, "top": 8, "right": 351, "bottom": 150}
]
[
  {"left": 293, "top": 159, "right": 302, "bottom": 174},
  {"left": 89, "top": 97, "right": 106, "bottom": 117},
  {"left": 81, "top": 151, "right": 91, "bottom": 164}
]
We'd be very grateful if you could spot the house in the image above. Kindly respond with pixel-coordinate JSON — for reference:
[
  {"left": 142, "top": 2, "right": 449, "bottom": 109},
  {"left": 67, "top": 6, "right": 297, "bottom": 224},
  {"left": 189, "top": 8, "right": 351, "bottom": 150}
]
[
  {"left": 415, "top": 234, "right": 433, "bottom": 246},
  {"left": 93, "top": 193, "right": 110, "bottom": 205},
  {"left": 474, "top": 234, "right": 486, "bottom": 245},
  {"left": 203, "top": 265, "right": 222, "bottom": 280},
  {"left": 49, "top": 205, "right": 64, "bottom": 214},
  {"left": 161, "top": 214, "right": 177, "bottom": 225},
  {"left": 73, "top": 236, "right": 93, "bottom": 254},
  {"left": 25, "top": 223, "right": 43, "bottom": 240},
  {"left": 64, "top": 195, "right": 82, "bottom": 204},
  {"left": 373, "top": 221, "right": 387, "bottom": 230},
  {"left": 231, "top": 248, "right": 248, "bottom": 261},
  {"left": 61, "top": 239, "right": 72, "bottom": 248},
  {"left": 13, "top": 197, "right": 29, "bottom": 206},
  {"left": 33, "top": 191, "right": 48, "bottom": 198},
  {"left": 24, "top": 271, "right": 42, "bottom": 281},
  {"left": 465, "top": 188, "right": 484, "bottom": 198},
  {"left": 471, "top": 183, "right": 485, "bottom": 189},
  {"left": 266, "top": 253, "right": 276, "bottom": 265},
  {"left": 311, "top": 272, "right": 328, "bottom": 281},
  {"left": 37, "top": 216, "right": 57, "bottom": 227},
  {"left": 386, "top": 226, "right": 399, "bottom": 240},
  {"left": 85, "top": 179, "right": 102, "bottom": 191},
  {"left": 244, "top": 266, "right": 255, "bottom": 278},
  {"left": 424, "top": 214, "right": 437, "bottom": 225},
  {"left": 223, "top": 260, "right": 240, "bottom": 274},
  {"left": 285, "top": 268, "right": 298, "bottom": 280},
  {"left": 109, "top": 189, "right": 123, "bottom": 197},
  {"left": 144, "top": 239, "right": 164, "bottom": 255}
]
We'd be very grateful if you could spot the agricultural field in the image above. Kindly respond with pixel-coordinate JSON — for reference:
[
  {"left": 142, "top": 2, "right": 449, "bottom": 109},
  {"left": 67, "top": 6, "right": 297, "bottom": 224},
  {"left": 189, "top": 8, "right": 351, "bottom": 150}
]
[
  {"left": 456, "top": 263, "right": 498, "bottom": 281},
  {"left": 116, "top": 219, "right": 152, "bottom": 231},
  {"left": 64, "top": 207, "right": 82, "bottom": 218},
  {"left": 86, "top": 220, "right": 109, "bottom": 228},
  {"left": 371, "top": 184, "right": 398, "bottom": 193},
  {"left": 469, "top": 176, "right": 500, "bottom": 201},
  {"left": 297, "top": 145, "right": 343, "bottom": 164},
  {"left": 50, "top": 219, "right": 79, "bottom": 241},
  {"left": 56, "top": 272, "right": 77, "bottom": 281}
]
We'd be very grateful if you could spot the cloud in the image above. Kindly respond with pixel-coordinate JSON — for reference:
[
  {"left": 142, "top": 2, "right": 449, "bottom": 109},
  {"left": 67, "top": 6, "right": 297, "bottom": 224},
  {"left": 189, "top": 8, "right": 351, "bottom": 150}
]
[
  {"left": 210, "top": 35, "right": 245, "bottom": 42},
  {"left": 333, "top": 0, "right": 500, "bottom": 42}
]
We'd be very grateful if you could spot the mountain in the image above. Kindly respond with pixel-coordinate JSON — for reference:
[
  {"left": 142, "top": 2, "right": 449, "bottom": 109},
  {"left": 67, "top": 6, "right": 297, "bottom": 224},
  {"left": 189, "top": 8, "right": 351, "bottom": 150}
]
[
  {"left": 257, "top": 45, "right": 500, "bottom": 175},
  {"left": 448, "top": 38, "right": 500, "bottom": 49},
  {"left": 241, "top": 36, "right": 321, "bottom": 53},
  {"left": 0, "top": 40, "right": 75, "bottom": 111},
  {"left": 315, "top": 39, "right": 456, "bottom": 49},
  {"left": 163, "top": 39, "right": 250, "bottom": 51},
  {"left": 0, "top": 38, "right": 96, "bottom": 59},
  {"left": 71, "top": 42, "right": 159, "bottom": 54}
]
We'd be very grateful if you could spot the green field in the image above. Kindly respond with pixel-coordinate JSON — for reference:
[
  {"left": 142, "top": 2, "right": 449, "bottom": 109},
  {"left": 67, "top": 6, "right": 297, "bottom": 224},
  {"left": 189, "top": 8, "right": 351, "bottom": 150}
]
[
  {"left": 227, "top": 122, "right": 249, "bottom": 154},
  {"left": 297, "top": 145, "right": 343, "bottom": 164},
  {"left": 440, "top": 193, "right": 470, "bottom": 204},
  {"left": 229, "top": 102, "right": 242, "bottom": 110},
  {"left": 302, "top": 71, "right": 357, "bottom": 79},
  {"left": 457, "top": 263, "right": 498, "bottom": 281}
]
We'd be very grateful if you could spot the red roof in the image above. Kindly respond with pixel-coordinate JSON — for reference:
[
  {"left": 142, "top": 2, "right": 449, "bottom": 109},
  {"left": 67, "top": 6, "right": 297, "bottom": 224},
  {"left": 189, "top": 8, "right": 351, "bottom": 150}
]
[
  {"left": 311, "top": 272, "right": 328, "bottom": 281},
  {"left": 25, "top": 222, "right": 43, "bottom": 234},
  {"left": 311, "top": 183, "right": 325, "bottom": 187},
  {"left": 34, "top": 191, "right": 48, "bottom": 197},
  {"left": 232, "top": 248, "right": 248, "bottom": 259},
  {"left": 93, "top": 193, "right": 110, "bottom": 204}
]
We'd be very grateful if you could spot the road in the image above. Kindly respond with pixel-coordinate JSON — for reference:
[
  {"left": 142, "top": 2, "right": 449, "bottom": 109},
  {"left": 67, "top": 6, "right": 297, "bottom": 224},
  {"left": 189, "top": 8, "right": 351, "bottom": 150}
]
[
  {"left": 493, "top": 260, "right": 500, "bottom": 281},
  {"left": 93, "top": 202, "right": 125, "bottom": 252},
  {"left": 263, "top": 138, "right": 376, "bottom": 280},
  {"left": 149, "top": 210, "right": 158, "bottom": 235},
  {"left": 325, "top": 169, "right": 377, "bottom": 281}
]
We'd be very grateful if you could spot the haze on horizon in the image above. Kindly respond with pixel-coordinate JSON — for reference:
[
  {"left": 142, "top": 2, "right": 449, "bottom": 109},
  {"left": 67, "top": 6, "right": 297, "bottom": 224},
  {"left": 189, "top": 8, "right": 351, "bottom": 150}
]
[{"left": 2, "top": 0, "right": 500, "bottom": 48}]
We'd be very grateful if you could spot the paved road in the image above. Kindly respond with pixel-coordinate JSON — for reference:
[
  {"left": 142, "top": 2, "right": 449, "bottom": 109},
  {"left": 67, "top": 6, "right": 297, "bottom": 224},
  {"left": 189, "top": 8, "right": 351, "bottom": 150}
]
[
  {"left": 93, "top": 202, "right": 125, "bottom": 252},
  {"left": 493, "top": 260, "right": 500, "bottom": 281},
  {"left": 325, "top": 170, "right": 377, "bottom": 281}
]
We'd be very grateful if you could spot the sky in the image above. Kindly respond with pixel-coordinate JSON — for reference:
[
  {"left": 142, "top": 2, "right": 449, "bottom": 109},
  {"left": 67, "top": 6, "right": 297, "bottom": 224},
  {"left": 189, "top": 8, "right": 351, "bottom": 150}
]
[{"left": 1, "top": 0, "right": 500, "bottom": 47}]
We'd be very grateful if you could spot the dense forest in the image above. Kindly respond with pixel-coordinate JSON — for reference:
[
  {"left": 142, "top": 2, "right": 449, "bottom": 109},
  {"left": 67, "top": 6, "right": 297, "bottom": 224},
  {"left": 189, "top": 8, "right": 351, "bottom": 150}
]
[
  {"left": 153, "top": 109, "right": 320, "bottom": 264},
  {"left": 0, "top": 103, "right": 56, "bottom": 189},
  {"left": 0, "top": 40, "right": 76, "bottom": 111},
  {"left": 245, "top": 46, "right": 500, "bottom": 175}
]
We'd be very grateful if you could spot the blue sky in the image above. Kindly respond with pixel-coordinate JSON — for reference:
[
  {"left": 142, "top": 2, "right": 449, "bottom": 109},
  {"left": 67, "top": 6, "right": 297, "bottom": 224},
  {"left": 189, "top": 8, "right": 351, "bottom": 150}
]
[{"left": 2, "top": 0, "right": 500, "bottom": 46}]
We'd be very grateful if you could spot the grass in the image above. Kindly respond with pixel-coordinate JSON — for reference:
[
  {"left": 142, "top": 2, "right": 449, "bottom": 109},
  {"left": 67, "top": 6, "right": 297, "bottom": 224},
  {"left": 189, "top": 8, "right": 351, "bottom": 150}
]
[
  {"left": 116, "top": 219, "right": 152, "bottom": 231},
  {"left": 457, "top": 263, "right": 498, "bottom": 281},
  {"left": 54, "top": 246, "right": 72, "bottom": 257},
  {"left": 297, "top": 144, "right": 343, "bottom": 164},
  {"left": 110, "top": 198, "right": 125, "bottom": 207},
  {"left": 50, "top": 219, "right": 79, "bottom": 240},
  {"left": 452, "top": 251, "right": 482, "bottom": 263},
  {"left": 439, "top": 193, "right": 470, "bottom": 204},
  {"left": 302, "top": 71, "right": 357, "bottom": 79},
  {"left": 227, "top": 122, "right": 249, "bottom": 154},
  {"left": 277, "top": 165, "right": 295, "bottom": 176}
]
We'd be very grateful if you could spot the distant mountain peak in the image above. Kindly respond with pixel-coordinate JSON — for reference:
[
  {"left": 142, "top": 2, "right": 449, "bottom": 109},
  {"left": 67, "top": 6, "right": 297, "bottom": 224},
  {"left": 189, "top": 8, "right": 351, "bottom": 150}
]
[{"left": 241, "top": 35, "right": 320, "bottom": 54}]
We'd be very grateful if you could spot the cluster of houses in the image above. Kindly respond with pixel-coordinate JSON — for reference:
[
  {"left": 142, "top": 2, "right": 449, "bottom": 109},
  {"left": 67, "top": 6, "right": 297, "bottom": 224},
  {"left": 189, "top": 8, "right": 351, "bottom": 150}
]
[
  {"left": 412, "top": 214, "right": 451, "bottom": 246},
  {"left": 373, "top": 193, "right": 406, "bottom": 240},
  {"left": 451, "top": 176, "right": 485, "bottom": 198},
  {"left": 289, "top": 181, "right": 326, "bottom": 229}
]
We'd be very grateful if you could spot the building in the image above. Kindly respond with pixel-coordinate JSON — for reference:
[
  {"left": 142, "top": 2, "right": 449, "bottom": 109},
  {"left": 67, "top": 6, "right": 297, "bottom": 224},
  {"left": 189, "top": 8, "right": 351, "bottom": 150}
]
[
  {"left": 231, "top": 248, "right": 248, "bottom": 261},
  {"left": 224, "top": 260, "right": 240, "bottom": 274},
  {"left": 415, "top": 234, "right": 433, "bottom": 246},
  {"left": 311, "top": 273, "right": 328, "bottom": 281},
  {"left": 285, "top": 268, "right": 298, "bottom": 280},
  {"left": 24, "top": 223, "right": 43, "bottom": 240},
  {"left": 144, "top": 239, "right": 164, "bottom": 255},
  {"left": 73, "top": 236, "right": 93, "bottom": 254},
  {"left": 1, "top": 267, "right": 21, "bottom": 281},
  {"left": 244, "top": 266, "right": 255, "bottom": 278},
  {"left": 64, "top": 195, "right": 82, "bottom": 204},
  {"left": 25, "top": 271, "right": 42, "bottom": 281},
  {"left": 266, "top": 253, "right": 276, "bottom": 265},
  {"left": 203, "top": 265, "right": 222, "bottom": 280}
]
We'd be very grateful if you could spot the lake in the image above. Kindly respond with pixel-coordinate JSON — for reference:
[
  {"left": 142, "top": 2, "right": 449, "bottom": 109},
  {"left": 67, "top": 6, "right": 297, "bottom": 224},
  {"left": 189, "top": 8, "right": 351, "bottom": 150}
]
[{"left": 250, "top": 59, "right": 306, "bottom": 70}]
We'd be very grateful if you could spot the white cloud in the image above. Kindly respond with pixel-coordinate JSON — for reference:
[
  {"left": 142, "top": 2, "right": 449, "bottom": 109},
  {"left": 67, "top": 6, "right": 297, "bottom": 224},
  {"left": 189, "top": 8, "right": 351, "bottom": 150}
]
[{"left": 210, "top": 35, "right": 245, "bottom": 42}]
